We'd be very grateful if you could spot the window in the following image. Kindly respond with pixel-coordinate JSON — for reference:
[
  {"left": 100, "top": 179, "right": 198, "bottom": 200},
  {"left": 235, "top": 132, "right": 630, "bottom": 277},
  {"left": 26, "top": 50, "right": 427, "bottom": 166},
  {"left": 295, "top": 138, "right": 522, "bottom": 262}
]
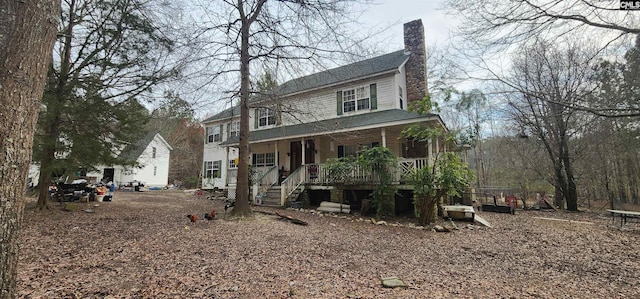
[
  {"left": 337, "top": 145, "right": 358, "bottom": 158},
  {"left": 207, "top": 126, "right": 221, "bottom": 143},
  {"left": 402, "top": 140, "right": 427, "bottom": 158},
  {"left": 229, "top": 158, "right": 238, "bottom": 169},
  {"left": 252, "top": 153, "right": 276, "bottom": 167},
  {"left": 258, "top": 108, "right": 276, "bottom": 127},
  {"left": 343, "top": 86, "right": 370, "bottom": 113},
  {"left": 204, "top": 160, "right": 221, "bottom": 178},
  {"left": 229, "top": 121, "right": 240, "bottom": 138},
  {"left": 337, "top": 142, "right": 380, "bottom": 158},
  {"left": 153, "top": 166, "right": 157, "bottom": 176},
  {"left": 152, "top": 147, "right": 157, "bottom": 158}
]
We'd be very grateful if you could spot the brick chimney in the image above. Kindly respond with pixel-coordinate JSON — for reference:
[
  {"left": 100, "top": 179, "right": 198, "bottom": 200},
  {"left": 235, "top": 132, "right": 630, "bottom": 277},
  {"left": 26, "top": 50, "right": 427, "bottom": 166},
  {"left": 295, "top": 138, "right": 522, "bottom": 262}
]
[{"left": 403, "top": 20, "right": 427, "bottom": 103}]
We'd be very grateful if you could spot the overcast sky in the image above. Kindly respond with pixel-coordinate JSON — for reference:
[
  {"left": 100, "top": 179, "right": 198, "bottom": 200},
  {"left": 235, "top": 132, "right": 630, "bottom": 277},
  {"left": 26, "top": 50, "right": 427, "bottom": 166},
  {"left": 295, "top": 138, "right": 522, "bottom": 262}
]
[{"left": 358, "top": 0, "right": 457, "bottom": 48}]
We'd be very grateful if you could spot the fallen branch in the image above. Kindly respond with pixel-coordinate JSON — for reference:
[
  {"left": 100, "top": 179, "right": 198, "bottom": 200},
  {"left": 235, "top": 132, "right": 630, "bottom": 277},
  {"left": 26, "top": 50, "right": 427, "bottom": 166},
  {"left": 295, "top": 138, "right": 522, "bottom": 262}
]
[{"left": 275, "top": 212, "right": 308, "bottom": 226}]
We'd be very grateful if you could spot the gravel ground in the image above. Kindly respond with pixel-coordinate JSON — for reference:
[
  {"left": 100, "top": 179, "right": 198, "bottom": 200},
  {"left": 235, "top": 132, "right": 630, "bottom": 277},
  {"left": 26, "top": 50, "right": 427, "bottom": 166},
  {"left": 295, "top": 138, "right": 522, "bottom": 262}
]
[{"left": 17, "top": 190, "right": 640, "bottom": 298}]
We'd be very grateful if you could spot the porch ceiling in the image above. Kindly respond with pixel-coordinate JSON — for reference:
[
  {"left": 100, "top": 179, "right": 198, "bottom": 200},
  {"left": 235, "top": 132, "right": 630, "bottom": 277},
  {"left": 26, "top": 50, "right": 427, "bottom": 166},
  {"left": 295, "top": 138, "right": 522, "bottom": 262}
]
[{"left": 220, "top": 109, "right": 442, "bottom": 146}]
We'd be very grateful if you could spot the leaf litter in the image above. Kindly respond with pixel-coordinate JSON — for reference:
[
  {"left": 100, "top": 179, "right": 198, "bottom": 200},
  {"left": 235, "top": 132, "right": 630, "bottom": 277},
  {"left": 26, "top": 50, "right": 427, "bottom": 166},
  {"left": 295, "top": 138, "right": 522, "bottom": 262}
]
[{"left": 17, "top": 191, "right": 640, "bottom": 298}]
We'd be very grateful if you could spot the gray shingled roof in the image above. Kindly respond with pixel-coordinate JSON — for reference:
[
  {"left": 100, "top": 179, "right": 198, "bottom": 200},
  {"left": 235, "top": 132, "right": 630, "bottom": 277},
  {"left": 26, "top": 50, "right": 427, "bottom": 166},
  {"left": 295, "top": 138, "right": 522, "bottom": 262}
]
[
  {"left": 272, "top": 50, "right": 408, "bottom": 96},
  {"left": 202, "top": 50, "right": 408, "bottom": 123},
  {"left": 220, "top": 109, "right": 439, "bottom": 145},
  {"left": 117, "top": 132, "right": 161, "bottom": 161},
  {"left": 203, "top": 106, "right": 241, "bottom": 123}
]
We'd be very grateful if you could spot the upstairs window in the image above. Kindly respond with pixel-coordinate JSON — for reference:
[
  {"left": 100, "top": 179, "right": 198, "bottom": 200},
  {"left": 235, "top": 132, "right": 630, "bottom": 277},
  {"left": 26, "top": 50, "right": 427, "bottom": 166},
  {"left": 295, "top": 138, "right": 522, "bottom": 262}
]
[
  {"left": 343, "top": 86, "right": 370, "bottom": 113},
  {"left": 258, "top": 108, "right": 276, "bottom": 127},
  {"left": 229, "top": 120, "right": 240, "bottom": 138},
  {"left": 152, "top": 147, "right": 157, "bottom": 158},
  {"left": 337, "top": 84, "right": 376, "bottom": 115},
  {"left": 207, "top": 126, "right": 221, "bottom": 143}
]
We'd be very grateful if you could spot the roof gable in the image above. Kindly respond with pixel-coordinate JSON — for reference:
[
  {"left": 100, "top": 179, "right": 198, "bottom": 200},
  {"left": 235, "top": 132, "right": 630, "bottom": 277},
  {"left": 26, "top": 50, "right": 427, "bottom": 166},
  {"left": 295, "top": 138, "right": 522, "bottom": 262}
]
[{"left": 118, "top": 132, "right": 172, "bottom": 161}]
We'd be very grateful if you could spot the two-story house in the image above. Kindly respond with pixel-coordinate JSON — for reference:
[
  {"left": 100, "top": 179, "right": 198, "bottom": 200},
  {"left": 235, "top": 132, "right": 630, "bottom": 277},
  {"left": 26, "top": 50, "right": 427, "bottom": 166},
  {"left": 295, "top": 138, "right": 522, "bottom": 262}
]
[{"left": 201, "top": 20, "right": 448, "bottom": 210}]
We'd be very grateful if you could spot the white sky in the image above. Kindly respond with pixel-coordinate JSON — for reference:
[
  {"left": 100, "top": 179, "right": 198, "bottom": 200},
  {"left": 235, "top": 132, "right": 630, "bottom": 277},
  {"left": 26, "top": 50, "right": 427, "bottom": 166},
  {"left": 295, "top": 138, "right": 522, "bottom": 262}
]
[
  {"left": 358, "top": 0, "right": 457, "bottom": 48},
  {"left": 194, "top": 0, "right": 459, "bottom": 119}
]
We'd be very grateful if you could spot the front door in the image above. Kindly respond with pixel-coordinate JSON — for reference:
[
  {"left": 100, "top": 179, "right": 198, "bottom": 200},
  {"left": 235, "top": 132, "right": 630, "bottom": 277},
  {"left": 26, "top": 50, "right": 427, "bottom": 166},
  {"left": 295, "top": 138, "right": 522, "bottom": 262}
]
[
  {"left": 305, "top": 139, "right": 316, "bottom": 164},
  {"left": 290, "top": 140, "right": 316, "bottom": 171},
  {"left": 290, "top": 141, "right": 302, "bottom": 171}
]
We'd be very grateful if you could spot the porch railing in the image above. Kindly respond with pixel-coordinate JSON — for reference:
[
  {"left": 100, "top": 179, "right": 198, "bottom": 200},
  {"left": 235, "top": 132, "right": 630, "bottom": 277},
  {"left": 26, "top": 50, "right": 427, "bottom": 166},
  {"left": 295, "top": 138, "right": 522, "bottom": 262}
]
[
  {"left": 301, "top": 158, "right": 430, "bottom": 185},
  {"left": 280, "top": 165, "right": 305, "bottom": 205},
  {"left": 252, "top": 165, "right": 278, "bottom": 203}
]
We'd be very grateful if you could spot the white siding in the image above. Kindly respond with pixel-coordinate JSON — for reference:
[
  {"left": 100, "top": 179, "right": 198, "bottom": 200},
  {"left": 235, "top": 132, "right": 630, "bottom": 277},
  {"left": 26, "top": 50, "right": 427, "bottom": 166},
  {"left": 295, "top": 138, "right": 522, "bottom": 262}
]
[
  {"left": 251, "top": 72, "right": 399, "bottom": 128},
  {"left": 132, "top": 136, "right": 172, "bottom": 187},
  {"left": 395, "top": 64, "right": 408, "bottom": 110},
  {"left": 83, "top": 134, "right": 173, "bottom": 188}
]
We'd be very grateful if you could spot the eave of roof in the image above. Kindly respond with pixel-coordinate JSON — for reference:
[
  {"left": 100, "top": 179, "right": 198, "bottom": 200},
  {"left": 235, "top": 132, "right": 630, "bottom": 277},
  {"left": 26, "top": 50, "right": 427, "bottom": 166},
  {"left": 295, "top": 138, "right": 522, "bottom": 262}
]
[{"left": 220, "top": 109, "right": 441, "bottom": 146}]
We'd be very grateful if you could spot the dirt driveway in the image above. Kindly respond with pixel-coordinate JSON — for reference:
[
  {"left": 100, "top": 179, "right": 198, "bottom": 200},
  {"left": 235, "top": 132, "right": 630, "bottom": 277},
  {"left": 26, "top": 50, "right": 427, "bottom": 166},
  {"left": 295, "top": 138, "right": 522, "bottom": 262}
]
[{"left": 17, "top": 190, "right": 640, "bottom": 298}]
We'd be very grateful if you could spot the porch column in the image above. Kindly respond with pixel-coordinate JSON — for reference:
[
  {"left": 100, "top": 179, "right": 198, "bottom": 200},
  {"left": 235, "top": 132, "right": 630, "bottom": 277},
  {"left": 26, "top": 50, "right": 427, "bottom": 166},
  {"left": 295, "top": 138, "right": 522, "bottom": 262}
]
[
  {"left": 225, "top": 147, "right": 230, "bottom": 185},
  {"left": 275, "top": 142, "right": 279, "bottom": 166},
  {"left": 381, "top": 128, "right": 387, "bottom": 148},
  {"left": 301, "top": 138, "right": 306, "bottom": 165},
  {"left": 428, "top": 138, "right": 434, "bottom": 167}
]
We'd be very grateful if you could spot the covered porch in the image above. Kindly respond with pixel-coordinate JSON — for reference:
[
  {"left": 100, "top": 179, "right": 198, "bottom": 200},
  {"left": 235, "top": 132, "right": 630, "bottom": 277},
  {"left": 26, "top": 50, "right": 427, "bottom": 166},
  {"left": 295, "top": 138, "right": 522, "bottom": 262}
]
[{"left": 221, "top": 109, "right": 446, "bottom": 206}]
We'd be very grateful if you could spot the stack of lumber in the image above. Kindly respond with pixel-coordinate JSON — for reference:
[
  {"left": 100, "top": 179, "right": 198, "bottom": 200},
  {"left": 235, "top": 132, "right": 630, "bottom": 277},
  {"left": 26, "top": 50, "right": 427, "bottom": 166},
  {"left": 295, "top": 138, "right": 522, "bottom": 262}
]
[{"left": 316, "top": 201, "right": 351, "bottom": 214}]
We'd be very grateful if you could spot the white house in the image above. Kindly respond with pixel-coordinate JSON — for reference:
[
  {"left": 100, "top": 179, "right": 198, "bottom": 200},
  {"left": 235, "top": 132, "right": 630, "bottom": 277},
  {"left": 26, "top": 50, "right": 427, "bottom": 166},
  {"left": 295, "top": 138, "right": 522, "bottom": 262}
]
[
  {"left": 86, "top": 132, "right": 173, "bottom": 188},
  {"left": 201, "top": 20, "right": 448, "bottom": 208}
]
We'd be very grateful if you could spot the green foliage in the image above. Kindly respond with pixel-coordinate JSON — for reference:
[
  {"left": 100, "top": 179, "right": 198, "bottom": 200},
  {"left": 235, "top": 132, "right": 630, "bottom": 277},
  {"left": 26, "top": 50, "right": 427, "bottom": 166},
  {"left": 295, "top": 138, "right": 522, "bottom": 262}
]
[
  {"left": 34, "top": 0, "right": 179, "bottom": 179},
  {"left": 357, "top": 147, "right": 397, "bottom": 218},
  {"left": 409, "top": 152, "right": 471, "bottom": 225},
  {"left": 323, "top": 157, "right": 357, "bottom": 184},
  {"left": 255, "top": 71, "right": 278, "bottom": 93},
  {"left": 151, "top": 91, "right": 196, "bottom": 121},
  {"left": 33, "top": 0, "right": 182, "bottom": 207},
  {"left": 402, "top": 96, "right": 472, "bottom": 225}
]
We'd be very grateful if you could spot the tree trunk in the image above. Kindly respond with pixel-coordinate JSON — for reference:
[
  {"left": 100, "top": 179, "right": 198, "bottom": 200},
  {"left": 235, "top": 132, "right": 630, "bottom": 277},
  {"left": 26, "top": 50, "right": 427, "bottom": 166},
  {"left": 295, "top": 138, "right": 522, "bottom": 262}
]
[
  {"left": 230, "top": 0, "right": 265, "bottom": 217},
  {"left": 0, "top": 1, "right": 60, "bottom": 297}
]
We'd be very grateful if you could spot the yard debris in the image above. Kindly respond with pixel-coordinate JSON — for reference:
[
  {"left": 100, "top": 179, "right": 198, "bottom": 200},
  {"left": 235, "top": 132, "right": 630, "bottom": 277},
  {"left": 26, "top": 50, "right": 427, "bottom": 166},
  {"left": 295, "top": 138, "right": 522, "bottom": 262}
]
[
  {"left": 316, "top": 201, "right": 351, "bottom": 214},
  {"left": 532, "top": 217, "right": 594, "bottom": 225},
  {"left": 381, "top": 276, "right": 407, "bottom": 288},
  {"left": 474, "top": 215, "right": 492, "bottom": 228},
  {"left": 432, "top": 225, "right": 452, "bottom": 232},
  {"left": 274, "top": 212, "right": 308, "bottom": 226}
]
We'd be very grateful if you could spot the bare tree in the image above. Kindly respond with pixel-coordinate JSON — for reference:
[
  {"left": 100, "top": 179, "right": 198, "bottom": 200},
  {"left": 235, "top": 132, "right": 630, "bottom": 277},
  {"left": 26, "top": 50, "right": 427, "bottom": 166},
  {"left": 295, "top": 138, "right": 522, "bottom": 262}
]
[
  {"left": 0, "top": 1, "right": 59, "bottom": 297},
  {"left": 446, "top": 0, "right": 640, "bottom": 46},
  {"left": 444, "top": 0, "right": 640, "bottom": 117},
  {"left": 506, "top": 38, "right": 598, "bottom": 211},
  {"left": 193, "top": 0, "right": 374, "bottom": 216}
]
